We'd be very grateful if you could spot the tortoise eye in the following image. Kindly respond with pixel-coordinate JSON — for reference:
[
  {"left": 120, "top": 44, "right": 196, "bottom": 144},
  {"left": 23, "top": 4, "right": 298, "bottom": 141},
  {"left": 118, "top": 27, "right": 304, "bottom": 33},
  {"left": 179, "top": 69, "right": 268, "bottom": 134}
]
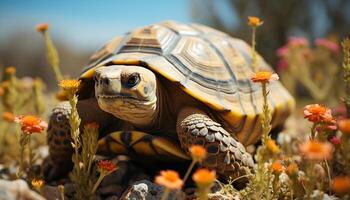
[
  {"left": 93, "top": 74, "right": 99, "bottom": 84},
  {"left": 126, "top": 73, "right": 140, "bottom": 88}
]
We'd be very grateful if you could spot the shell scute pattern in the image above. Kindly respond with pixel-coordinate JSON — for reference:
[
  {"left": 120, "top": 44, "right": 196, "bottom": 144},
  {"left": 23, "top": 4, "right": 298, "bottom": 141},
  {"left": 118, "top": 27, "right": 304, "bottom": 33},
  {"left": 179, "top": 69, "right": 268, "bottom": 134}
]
[{"left": 81, "top": 21, "right": 294, "bottom": 146}]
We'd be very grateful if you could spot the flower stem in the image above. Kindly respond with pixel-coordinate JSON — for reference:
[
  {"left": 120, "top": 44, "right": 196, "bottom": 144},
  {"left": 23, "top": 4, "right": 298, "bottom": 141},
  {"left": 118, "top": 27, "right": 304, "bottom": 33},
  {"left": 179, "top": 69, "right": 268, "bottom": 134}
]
[
  {"left": 68, "top": 93, "right": 81, "bottom": 178},
  {"left": 324, "top": 159, "right": 332, "bottom": 188},
  {"left": 261, "top": 82, "right": 271, "bottom": 144},
  {"left": 17, "top": 134, "right": 29, "bottom": 178},
  {"left": 183, "top": 160, "right": 196, "bottom": 183},
  {"left": 92, "top": 173, "right": 105, "bottom": 194},
  {"left": 341, "top": 38, "right": 350, "bottom": 117},
  {"left": 310, "top": 123, "right": 317, "bottom": 140},
  {"left": 231, "top": 174, "right": 252, "bottom": 183},
  {"left": 197, "top": 187, "right": 210, "bottom": 200},
  {"left": 160, "top": 188, "right": 170, "bottom": 200},
  {"left": 28, "top": 135, "right": 33, "bottom": 169},
  {"left": 251, "top": 27, "right": 257, "bottom": 72},
  {"left": 58, "top": 185, "right": 65, "bottom": 200},
  {"left": 43, "top": 31, "right": 63, "bottom": 83},
  {"left": 17, "top": 145, "right": 25, "bottom": 178}
]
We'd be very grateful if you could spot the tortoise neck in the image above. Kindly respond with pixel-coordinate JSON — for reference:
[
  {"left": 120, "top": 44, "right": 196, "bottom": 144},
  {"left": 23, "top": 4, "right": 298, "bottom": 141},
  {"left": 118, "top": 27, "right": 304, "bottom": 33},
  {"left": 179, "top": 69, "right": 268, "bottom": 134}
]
[{"left": 132, "top": 79, "right": 163, "bottom": 129}]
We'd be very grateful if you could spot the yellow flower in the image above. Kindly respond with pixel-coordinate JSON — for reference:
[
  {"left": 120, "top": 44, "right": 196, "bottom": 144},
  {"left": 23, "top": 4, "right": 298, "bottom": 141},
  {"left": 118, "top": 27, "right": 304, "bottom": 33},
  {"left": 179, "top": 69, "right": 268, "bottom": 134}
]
[
  {"left": 5, "top": 66, "right": 16, "bottom": 75},
  {"left": 31, "top": 178, "right": 44, "bottom": 188},
  {"left": 286, "top": 163, "right": 298, "bottom": 176},
  {"left": 189, "top": 145, "right": 207, "bottom": 162},
  {"left": 248, "top": 16, "right": 263, "bottom": 27},
  {"left": 299, "top": 140, "right": 333, "bottom": 161},
  {"left": 55, "top": 90, "right": 69, "bottom": 101},
  {"left": 251, "top": 71, "right": 279, "bottom": 84},
  {"left": 266, "top": 139, "right": 280, "bottom": 154},
  {"left": 192, "top": 168, "right": 216, "bottom": 187},
  {"left": 155, "top": 170, "right": 183, "bottom": 190},
  {"left": 271, "top": 161, "right": 283, "bottom": 174},
  {"left": 58, "top": 79, "right": 81, "bottom": 94},
  {"left": 36, "top": 23, "right": 49, "bottom": 33},
  {"left": 331, "top": 176, "right": 350, "bottom": 195}
]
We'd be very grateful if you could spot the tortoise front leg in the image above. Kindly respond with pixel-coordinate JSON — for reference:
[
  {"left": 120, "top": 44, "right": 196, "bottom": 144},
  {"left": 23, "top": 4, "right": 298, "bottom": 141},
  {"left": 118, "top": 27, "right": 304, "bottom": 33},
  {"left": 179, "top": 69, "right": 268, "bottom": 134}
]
[
  {"left": 44, "top": 98, "right": 120, "bottom": 181},
  {"left": 176, "top": 107, "right": 254, "bottom": 181}
]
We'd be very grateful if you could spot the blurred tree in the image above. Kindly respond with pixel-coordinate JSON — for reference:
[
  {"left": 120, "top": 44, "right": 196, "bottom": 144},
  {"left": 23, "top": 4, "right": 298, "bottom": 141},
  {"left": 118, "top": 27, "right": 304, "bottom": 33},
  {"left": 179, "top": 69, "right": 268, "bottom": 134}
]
[{"left": 191, "top": 0, "right": 350, "bottom": 67}]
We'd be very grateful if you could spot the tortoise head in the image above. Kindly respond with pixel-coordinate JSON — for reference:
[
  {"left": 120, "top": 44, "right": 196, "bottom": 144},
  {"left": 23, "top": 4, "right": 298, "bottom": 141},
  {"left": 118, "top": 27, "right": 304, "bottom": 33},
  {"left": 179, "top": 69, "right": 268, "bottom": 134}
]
[{"left": 94, "top": 65, "right": 158, "bottom": 127}]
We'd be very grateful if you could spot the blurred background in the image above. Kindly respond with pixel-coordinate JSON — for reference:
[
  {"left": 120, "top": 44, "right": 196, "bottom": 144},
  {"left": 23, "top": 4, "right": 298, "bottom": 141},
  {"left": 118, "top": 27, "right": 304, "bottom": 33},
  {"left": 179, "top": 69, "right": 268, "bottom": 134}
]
[{"left": 0, "top": 0, "right": 350, "bottom": 90}]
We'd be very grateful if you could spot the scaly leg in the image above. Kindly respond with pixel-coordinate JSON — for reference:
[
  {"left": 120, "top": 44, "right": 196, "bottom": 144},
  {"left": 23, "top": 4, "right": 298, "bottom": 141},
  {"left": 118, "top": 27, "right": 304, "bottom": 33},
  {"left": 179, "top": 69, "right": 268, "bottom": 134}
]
[
  {"left": 43, "top": 98, "right": 120, "bottom": 181},
  {"left": 177, "top": 107, "right": 254, "bottom": 182}
]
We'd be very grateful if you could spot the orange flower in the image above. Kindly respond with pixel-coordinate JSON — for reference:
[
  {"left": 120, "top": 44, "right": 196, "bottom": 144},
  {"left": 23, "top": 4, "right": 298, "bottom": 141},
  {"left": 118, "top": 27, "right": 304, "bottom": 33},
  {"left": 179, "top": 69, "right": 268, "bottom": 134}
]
[
  {"left": 5, "top": 66, "right": 16, "bottom": 75},
  {"left": 266, "top": 139, "right": 280, "bottom": 154},
  {"left": 155, "top": 170, "right": 183, "bottom": 190},
  {"left": 303, "top": 104, "right": 333, "bottom": 123},
  {"left": 247, "top": 16, "right": 263, "bottom": 27},
  {"left": 0, "top": 86, "right": 4, "bottom": 96},
  {"left": 15, "top": 115, "right": 47, "bottom": 134},
  {"left": 189, "top": 145, "right": 207, "bottom": 162},
  {"left": 251, "top": 71, "right": 279, "bottom": 84},
  {"left": 271, "top": 161, "right": 283, "bottom": 174},
  {"left": 3, "top": 112, "right": 15, "bottom": 122},
  {"left": 286, "top": 163, "right": 299, "bottom": 175},
  {"left": 192, "top": 168, "right": 216, "bottom": 187},
  {"left": 97, "top": 160, "right": 117, "bottom": 173},
  {"left": 331, "top": 176, "right": 350, "bottom": 194},
  {"left": 338, "top": 119, "right": 350, "bottom": 135},
  {"left": 36, "top": 23, "right": 49, "bottom": 33},
  {"left": 299, "top": 140, "right": 333, "bottom": 161},
  {"left": 58, "top": 79, "right": 81, "bottom": 94}
]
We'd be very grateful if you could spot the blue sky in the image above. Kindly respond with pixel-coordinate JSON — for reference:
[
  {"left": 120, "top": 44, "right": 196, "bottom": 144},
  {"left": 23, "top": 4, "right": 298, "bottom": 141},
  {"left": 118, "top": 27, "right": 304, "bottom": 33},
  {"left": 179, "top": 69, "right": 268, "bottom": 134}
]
[{"left": 0, "top": 0, "right": 193, "bottom": 50}]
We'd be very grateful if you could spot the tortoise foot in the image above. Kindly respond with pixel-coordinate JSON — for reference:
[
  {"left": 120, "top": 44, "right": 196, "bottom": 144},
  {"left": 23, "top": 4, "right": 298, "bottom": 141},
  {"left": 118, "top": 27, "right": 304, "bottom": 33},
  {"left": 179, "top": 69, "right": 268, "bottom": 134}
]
[{"left": 178, "top": 112, "right": 255, "bottom": 182}]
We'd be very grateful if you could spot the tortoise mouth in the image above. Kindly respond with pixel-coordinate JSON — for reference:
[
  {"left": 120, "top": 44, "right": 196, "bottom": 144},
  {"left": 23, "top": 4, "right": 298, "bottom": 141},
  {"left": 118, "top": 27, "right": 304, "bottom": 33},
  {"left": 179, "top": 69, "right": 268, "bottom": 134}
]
[{"left": 97, "top": 94, "right": 142, "bottom": 101}]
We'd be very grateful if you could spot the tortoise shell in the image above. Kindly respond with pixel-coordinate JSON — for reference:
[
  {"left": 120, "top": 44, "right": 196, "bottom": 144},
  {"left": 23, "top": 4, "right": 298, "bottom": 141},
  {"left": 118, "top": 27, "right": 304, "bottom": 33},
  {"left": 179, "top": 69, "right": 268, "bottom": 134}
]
[{"left": 79, "top": 21, "right": 295, "bottom": 145}]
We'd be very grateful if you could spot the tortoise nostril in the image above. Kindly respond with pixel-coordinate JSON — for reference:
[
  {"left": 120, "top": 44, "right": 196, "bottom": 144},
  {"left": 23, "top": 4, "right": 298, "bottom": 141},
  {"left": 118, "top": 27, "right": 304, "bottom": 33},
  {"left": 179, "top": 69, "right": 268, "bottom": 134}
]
[{"left": 100, "top": 77, "right": 110, "bottom": 86}]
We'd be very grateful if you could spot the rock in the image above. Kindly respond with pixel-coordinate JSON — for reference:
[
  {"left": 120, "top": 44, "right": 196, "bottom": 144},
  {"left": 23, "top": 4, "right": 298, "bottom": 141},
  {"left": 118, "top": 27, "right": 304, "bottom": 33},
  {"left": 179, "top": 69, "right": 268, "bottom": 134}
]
[
  {"left": 120, "top": 180, "right": 186, "bottom": 200},
  {"left": 309, "top": 190, "right": 339, "bottom": 200},
  {"left": 62, "top": 183, "right": 75, "bottom": 199},
  {"left": 42, "top": 185, "right": 61, "bottom": 200},
  {"left": 0, "top": 179, "right": 45, "bottom": 200}
]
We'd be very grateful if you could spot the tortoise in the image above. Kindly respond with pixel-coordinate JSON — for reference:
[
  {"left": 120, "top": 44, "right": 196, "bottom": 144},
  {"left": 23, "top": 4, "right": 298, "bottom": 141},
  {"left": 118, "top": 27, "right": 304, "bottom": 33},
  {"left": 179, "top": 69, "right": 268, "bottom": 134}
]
[{"left": 44, "top": 21, "right": 294, "bottom": 181}]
